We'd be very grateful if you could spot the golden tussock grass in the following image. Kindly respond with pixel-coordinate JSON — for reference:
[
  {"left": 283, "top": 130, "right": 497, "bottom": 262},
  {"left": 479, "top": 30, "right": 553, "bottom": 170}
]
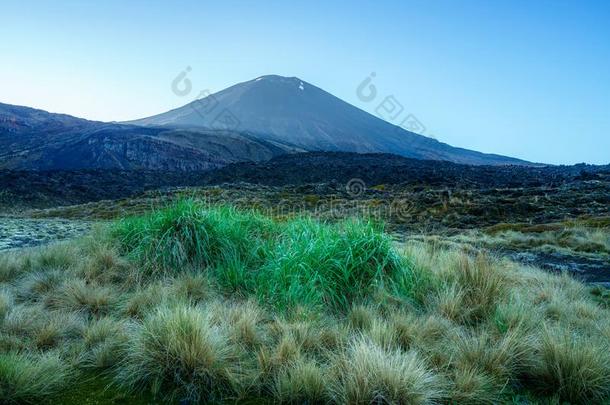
[{"left": 1, "top": 204, "right": 609, "bottom": 403}]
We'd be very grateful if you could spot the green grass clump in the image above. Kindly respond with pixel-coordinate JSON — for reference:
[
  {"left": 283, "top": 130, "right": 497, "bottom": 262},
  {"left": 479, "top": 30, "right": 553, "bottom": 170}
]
[
  {"left": 114, "top": 201, "right": 403, "bottom": 311},
  {"left": 259, "top": 218, "right": 401, "bottom": 310},
  {"left": 0, "top": 352, "right": 73, "bottom": 403},
  {"left": 113, "top": 200, "right": 275, "bottom": 276}
]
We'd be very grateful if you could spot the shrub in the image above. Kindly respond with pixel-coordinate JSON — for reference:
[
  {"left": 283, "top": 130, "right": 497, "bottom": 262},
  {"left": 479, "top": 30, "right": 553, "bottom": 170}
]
[{"left": 116, "top": 305, "right": 247, "bottom": 403}]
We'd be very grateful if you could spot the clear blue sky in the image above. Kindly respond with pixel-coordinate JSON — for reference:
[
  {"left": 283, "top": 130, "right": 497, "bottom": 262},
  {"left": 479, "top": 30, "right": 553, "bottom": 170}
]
[{"left": 1, "top": 0, "right": 608, "bottom": 164}]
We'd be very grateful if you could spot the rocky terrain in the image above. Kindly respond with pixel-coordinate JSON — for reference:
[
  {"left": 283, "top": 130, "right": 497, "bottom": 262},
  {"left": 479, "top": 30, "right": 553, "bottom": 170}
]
[
  {"left": 2, "top": 152, "right": 608, "bottom": 211},
  {"left": 200, "top": 152, "right": 608, "bottom": 188},
  {"left": 0, "top": 217, "right": 92, "bottom": 250}
]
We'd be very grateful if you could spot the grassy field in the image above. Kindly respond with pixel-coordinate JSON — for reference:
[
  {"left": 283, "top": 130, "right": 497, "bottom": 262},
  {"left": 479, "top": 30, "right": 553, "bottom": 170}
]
[
  {"left": 20, "top": 183, "right": 610, "bottom": 284},
  {"left": 1, "top": 200, "right": 610, "bottom": 404}
]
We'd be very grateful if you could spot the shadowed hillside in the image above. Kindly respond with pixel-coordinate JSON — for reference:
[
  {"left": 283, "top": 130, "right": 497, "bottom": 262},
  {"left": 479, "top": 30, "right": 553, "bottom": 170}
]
[{"left": 0, "top": 102, "right": 298, "bottom": 171}]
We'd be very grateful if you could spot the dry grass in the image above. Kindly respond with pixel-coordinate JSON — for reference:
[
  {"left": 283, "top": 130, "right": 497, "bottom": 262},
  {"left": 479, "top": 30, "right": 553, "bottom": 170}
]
[
  {"left": 120, "top": 282, "right": 166, "bottom": 319},
  {"left": 80, "top": 317, "right": 128, "bottom": 369},
  {"left": 273, "top": 358, "right": 328, "bottom": 403},
  {"left": 448, "top": 365, "right": 502, "bottom": 404},
  {"left": 0, "top": 204, "right": 609, "bottom": 403},
  {"left": 528, "top": 327, "right": 610, "bottom": 404},
  {"left": 0, "top": 289, "right": 11, "bottom": 320},
  {"left": 0, "top": 253, "right": 25, "bottom": 283},
  {"left": 332, "top": 338, "right": 445, "bottom": 404},
  {"left": 0, "top": 351, "right": 74, "bottom": 404},
  {"left": 44, "top": 278, "right": 116, "bottom": 316},
  {"left": 447, "top": 224, "right": 610, "bottom": 261},
  {"left": 487, "top": 226, "right": 610, "bottom": 255},
  {"left": 115, "top": 305, "right": 247, "bottom": 403}
]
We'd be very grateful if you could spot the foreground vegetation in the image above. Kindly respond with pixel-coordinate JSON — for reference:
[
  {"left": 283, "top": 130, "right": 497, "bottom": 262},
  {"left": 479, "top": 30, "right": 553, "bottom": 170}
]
[
  {"left": 1, "top": 201, "right": 609, "bottom": 404},
  {"left": 24, "top": 182, "right": 609, "bottom": 284}
]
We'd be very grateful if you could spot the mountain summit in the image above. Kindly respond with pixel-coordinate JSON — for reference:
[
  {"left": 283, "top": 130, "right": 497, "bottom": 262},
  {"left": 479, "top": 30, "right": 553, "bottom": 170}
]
[
  {"left": 0, "top": 76, "right": 532, "bottom": 171},
  {"left": 129, "top": 75, "right": 530, "bottom": 166}
]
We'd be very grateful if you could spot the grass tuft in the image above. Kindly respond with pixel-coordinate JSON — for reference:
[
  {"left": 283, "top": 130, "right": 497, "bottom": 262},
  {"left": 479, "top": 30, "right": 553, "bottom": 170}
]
[
  {"left": 0, "top": 253, "right": 24, "bottom": 283},
  {"left": 116, "top": 304, "right": 247, "bottom": 403},
  {"left": 529, "top": 328, "right": 610, "bottom": 404},
  {"left": 115, "top": 201, "right": 403, "bottom": 312},
  {"left": 44, "top": 279, "right": 115, "bottom": 316},
  {"left": 333, "top": 338, "right": 445, "bottom": 404},
  {"left": 0, "top": 351, "right": 73, "bottom": 403},
  {"left": 81, "top": 317, "right": 128, "bottom": 369},
  {"left": 113, "top": 201, "right": 274, "bottom": 276},
  {"left": 259, "top": 218, "right": 401, "bottom": 310},
  {"left": 274, "top": 358, "right": 328, "bottom": 403},
  {"left": 440, "top": 254, "right": 509, "bottom": 324},
  {"left": 0, "top": 289, "right": 12, "bottom": 321}
]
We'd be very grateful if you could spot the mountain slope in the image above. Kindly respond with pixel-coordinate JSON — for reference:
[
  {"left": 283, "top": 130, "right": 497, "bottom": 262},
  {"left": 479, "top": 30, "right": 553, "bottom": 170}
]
[
  {"left": 129, "top": 75, "right": 531, "bottom": 166},
  {"left": 0, "top": 102, "right": 298, "bottom": 170}
]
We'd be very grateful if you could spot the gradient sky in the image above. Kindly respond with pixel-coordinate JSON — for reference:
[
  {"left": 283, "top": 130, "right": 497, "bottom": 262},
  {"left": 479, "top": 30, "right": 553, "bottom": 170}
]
[{"left": 1, "top": 0, "right": 609, "bottom": 164}]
